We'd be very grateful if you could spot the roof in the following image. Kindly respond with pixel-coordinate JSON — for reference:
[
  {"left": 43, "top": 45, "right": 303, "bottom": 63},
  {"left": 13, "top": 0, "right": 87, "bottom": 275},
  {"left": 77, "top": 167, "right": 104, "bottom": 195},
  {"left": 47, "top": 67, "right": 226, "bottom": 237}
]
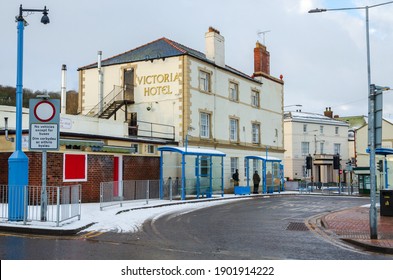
[
  {"left": 158, "top": 146, "right": 226, "bottom": 156},
  {"left": 376, "top": 148, "right": 393, "bottom": 156},
  {"left": 284, "top": 111, "right": 348, "bottom": 126},
  {"left": 78, "top": 37, "right": 260, "bottom": 83},
  {"left": 245, "top": 155, "right": 282, "bottom": 162},
  {"left": 366, "top": 148, "right": 393, "bottom": 156},
  {"left": 336, "top": 115, "right": 367, "bottom": 130}
]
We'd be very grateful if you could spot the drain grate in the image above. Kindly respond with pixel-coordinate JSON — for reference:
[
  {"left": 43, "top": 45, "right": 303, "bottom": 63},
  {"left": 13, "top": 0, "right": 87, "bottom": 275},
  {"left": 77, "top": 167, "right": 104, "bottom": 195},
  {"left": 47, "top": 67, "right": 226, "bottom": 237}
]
[{"left": 286, "top": 222, "right": 309, "bottom": 231}]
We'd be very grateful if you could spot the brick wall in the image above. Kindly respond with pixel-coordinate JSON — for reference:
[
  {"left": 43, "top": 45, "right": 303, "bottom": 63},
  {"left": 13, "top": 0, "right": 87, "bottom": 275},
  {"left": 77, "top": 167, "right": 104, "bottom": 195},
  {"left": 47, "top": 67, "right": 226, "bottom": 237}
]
[
  {"left": 82, "top": 154, "right": 113, "bottom": 202},
  {"left": 1, "top": 152, "right": 160, "bottom": 202},
  {"left": 0, "top": 152, "right": 11, "bottom": 184},
  {"left": 123, "top": 156, "right": 160, "bottom": 180},
  {"left": 28, "top": 152, "right": 114, "bottom": 202}
]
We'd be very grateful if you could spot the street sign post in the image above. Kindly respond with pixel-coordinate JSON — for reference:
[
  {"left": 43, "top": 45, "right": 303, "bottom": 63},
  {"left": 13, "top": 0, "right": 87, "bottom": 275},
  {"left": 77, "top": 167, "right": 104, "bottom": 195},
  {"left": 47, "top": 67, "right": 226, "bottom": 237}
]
[
  {"left": 29, "top": 99, "right": 60, "bottom": 150},
  {"left": 29, "top": 98, "right": 60, "bottom": 221}
]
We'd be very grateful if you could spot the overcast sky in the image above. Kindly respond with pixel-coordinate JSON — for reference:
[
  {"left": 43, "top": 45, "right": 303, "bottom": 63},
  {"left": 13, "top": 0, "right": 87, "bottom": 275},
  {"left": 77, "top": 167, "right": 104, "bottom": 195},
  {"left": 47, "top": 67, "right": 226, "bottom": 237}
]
[{"left": 1, "top": 0, "right": 393, "bottom": 117}]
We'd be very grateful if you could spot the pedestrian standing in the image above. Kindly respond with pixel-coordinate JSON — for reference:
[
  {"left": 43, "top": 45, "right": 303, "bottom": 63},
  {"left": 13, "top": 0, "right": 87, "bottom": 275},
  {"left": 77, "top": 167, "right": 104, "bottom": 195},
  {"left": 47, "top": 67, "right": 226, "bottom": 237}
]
[
  {"left": 253, "top": 170, "right": 261, "bottom": 194},
  {"left": 232, "top": 169, "right": 240, "bottom": 186}
]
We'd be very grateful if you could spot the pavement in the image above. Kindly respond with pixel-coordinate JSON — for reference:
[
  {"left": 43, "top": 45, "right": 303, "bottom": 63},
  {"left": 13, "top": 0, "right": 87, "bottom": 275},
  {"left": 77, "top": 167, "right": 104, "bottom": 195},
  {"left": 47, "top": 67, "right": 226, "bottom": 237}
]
[
  {"left": 1, "top": 192, "right": 393, "bottom": 255},
  {"left": 319, "top": 204, "right": 393, "bottom": 254}
]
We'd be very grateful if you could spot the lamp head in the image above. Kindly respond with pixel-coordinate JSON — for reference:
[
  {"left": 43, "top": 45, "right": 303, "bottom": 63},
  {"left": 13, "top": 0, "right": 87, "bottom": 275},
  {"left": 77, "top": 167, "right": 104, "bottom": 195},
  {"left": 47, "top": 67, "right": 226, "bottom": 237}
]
[
  {"left": 41, "top": 6, "right": 49, "bottom": 24},
  {"left": 308, "top": 8, "right": 327, "bottom": 13}
]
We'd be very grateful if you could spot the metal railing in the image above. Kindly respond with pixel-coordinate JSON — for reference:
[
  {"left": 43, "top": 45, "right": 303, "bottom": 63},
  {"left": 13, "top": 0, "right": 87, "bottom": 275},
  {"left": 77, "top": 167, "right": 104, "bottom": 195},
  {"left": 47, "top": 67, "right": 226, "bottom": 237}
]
[
  {"left": 100, "top": 180, "right": 160, "bottom": 210},
  {"left": 296, "top": 181, "right": 359, "bottom": 196},
  {"left": 129, "top": 120, "right": 175, "bottom": 141},
  {"left": 85, "top": 85, "right": 125, "bottom": 117},
  {"left": 0, "top": 184, "right": 82, "bottom": 227},
  {"left": 161, "top": 177, "right": 224, "bottom": 200}
]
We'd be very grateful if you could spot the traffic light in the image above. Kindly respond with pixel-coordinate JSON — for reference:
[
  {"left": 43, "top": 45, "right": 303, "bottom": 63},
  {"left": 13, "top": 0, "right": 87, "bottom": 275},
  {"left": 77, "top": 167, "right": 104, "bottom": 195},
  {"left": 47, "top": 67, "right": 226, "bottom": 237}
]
[
  {"left": 333, "top": 154, "right": 340, "bottom": 170},
  {"left": 377, "top": 160, "right": 383, "bottom": 172},
  {"left": 306, "top": 156, "right": 312, "bottom": 170}
]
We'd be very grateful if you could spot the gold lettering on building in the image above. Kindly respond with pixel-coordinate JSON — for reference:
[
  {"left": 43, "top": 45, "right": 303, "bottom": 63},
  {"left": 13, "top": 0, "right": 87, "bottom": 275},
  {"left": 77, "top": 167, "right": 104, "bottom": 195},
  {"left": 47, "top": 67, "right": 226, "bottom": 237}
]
[{"left": 136, "top": 72, "right": 181, "bottom": 96}]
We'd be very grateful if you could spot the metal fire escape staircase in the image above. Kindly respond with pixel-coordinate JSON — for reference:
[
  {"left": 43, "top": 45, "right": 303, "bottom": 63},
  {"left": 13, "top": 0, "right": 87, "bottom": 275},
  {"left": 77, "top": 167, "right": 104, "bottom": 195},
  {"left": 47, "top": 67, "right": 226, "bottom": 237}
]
[{"left": 86, "top": 86, "right": 134, "bottom": 119}]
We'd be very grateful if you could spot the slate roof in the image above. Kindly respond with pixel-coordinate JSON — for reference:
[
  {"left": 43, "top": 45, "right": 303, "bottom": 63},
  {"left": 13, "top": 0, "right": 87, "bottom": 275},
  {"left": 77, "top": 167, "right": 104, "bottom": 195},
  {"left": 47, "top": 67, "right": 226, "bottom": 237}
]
[
  {"left": 284, "top": 111, "right": 349, "bottom": 126},
  {"left": 78, "top": 37, "right": 258, "bottom": 82}
]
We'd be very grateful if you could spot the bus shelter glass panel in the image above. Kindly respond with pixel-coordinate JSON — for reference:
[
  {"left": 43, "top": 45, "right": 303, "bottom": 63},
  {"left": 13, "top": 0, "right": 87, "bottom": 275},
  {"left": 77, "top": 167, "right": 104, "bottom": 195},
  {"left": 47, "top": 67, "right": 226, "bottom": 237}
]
[
  {"left": 245, "top": 156, "right": 283, "bottom": 194},
  {"left": 266, "top": 161, "right": 282, "bottom": 193},
  {"left": 160, "top": 152, "right": 183, "bottom": 199},
  {"left": 159, "top": 147, "right": 225, "bottom": 200},
  {"left": 387, "top": 158, "right": 393, "bottom": 189}
]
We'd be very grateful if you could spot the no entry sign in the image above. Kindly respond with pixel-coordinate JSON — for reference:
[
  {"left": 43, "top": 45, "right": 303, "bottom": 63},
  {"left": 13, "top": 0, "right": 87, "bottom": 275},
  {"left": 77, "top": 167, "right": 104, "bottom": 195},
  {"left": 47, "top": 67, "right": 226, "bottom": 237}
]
[{"left": 29, "top": 99, "right": 60, "bottom": 151}]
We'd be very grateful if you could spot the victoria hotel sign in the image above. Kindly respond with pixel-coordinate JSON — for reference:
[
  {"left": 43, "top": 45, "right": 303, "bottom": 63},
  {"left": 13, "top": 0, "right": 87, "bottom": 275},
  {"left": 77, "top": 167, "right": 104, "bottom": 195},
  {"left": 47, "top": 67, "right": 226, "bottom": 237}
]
[{"left": 136, "top": 72, "right": 181, "bottom": 96}]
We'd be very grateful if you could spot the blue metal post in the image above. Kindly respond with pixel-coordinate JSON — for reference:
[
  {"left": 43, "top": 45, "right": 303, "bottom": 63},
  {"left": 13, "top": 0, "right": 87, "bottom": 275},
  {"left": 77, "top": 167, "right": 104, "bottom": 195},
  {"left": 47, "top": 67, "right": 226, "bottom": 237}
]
[
  {"left": 209, "top": 156, "right": 212, "bottom": 197},
  {"left": 196, "top": 156, "right": 200, "bottom": 198},
  {"left": 245, "top": 158, "right": 250, "bottom": 188},
  {"left": 384, "top": 157, "right": 389, "bottom": 189},
  {"left": 8, "top": 17, "right": 29, "bottom": 221},
  {"left": 159, "top": 150, "right": 163, "bottom": 199},
  {"left": 181, "top": 154, "right": 186, "bottom": 200},
  {"left": 280, "top": 164, "right": 285, "bottom": 191},
  {"left": 221, "top": 157, "right": 224, "bottom": 197},
  {"left": 262, "top": 160, "right": 267, "bottom": 194}
]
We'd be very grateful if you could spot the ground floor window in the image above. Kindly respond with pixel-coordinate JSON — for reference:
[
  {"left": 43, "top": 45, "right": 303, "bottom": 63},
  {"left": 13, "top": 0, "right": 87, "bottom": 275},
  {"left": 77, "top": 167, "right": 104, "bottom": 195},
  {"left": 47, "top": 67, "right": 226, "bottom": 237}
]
[{"left": 231, "top": 157, "right": 239, "bottom": 175}]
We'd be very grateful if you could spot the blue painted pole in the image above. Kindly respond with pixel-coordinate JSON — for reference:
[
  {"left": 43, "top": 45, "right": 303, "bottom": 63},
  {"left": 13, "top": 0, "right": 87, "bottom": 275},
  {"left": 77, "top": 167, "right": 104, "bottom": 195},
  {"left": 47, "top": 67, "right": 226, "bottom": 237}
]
[
  {"left": 209, "top": 156, "right": 212, "bottom": 197},
  {"left": 196, "top": 156, "right": 200, "bottom": 198},
  {"left": 246, "top": 158, "right": 250, "bottom": 188},
  {"left": 221, "top": 157, "right": 224, "bottom": 197},
  {"left": 181, "top": 154, "right": 186, "bottom": 200},
  {"left": 262, "top": 160, "right": 267, "bottom": 194},
  {"left": 384, "top": 157, "right": 389, "bottom": 189},
  {"left": 8, "top": 17, "right": 29, "bottom": 221},
  {"left": 159, "top": 150, "right": 163, "bottom": 199}
]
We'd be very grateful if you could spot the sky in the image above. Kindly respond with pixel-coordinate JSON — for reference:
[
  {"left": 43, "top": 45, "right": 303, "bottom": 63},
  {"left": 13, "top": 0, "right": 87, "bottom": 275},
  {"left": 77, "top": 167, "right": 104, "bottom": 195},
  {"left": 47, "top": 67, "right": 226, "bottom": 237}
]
[{"left": 1, "top": 0, "right": 393, "bottom": 118}]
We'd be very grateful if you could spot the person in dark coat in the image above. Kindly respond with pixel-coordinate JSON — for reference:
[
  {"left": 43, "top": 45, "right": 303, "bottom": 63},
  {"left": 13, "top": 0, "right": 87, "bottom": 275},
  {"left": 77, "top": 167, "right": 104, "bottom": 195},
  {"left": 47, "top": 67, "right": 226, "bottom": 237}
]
[
  {"left": 232, "top": 169, "right": 240, "bottom": 186},
  {"left": 253, "top": 170, "right": 261, "bottom": 194}
]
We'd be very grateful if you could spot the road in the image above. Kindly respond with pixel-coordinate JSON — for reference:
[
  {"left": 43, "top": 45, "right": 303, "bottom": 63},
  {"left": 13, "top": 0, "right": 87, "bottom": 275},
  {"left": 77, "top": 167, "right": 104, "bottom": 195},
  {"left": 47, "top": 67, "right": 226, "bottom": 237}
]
[{"left": 0, "top": 195, "right": 392, "bottom": 260}]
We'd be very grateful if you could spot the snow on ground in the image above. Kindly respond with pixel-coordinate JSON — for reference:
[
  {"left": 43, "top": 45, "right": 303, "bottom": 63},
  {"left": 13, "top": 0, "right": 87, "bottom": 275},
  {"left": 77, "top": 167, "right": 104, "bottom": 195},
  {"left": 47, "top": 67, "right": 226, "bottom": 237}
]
[
  {"left": 81, "top": 198, "right": 245, "bottom": 233},
  {"left": 0, "top": 196, "right": 254, "bottom": 233}
]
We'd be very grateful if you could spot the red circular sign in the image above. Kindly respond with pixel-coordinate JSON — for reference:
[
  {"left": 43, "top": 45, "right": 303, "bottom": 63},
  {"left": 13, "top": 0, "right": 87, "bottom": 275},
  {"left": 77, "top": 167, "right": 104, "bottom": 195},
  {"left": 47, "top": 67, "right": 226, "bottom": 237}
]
[{"left": 34, "top": 101, "right": 56, "bottom": 122}]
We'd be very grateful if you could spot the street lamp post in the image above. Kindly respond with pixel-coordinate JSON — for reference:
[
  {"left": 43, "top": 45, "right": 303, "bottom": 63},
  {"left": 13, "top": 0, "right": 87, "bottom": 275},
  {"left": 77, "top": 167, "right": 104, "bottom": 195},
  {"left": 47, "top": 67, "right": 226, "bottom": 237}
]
[
  {"left": 309, "top": 1, "right": 393, "bottom": 239},
  {"left": 8, "top": 5, "right": 49, "bottom": 221}
]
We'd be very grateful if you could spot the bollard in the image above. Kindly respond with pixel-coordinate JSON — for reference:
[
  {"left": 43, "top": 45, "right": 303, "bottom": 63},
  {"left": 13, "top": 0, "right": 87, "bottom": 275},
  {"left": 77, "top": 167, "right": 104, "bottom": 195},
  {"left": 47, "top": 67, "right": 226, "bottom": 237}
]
[
  {"left": 146, "top": 180, "right": 150, "bottom": 205},
  {"left": 169, "top": 177, "right": 173, "bottom": 201}
]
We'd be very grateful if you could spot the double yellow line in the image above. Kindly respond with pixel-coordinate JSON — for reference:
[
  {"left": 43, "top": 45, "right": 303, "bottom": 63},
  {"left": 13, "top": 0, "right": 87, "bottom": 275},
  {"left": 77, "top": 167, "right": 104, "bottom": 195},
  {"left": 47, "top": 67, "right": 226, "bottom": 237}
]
[{"left": 0, "top": 230, "right": 104, "bottom": 240}]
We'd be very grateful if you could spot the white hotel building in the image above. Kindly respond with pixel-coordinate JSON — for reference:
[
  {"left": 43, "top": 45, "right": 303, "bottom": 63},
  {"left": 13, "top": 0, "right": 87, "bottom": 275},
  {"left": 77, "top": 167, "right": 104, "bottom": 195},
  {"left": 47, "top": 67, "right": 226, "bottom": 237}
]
[{"left": 77, "top": 27, "right": 284, "bottom": 190}]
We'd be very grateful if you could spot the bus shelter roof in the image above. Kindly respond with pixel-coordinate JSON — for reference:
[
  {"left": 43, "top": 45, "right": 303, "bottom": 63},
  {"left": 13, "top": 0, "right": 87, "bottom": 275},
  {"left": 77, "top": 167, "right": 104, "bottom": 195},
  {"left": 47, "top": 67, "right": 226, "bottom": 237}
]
[
  {"left": 245, "top": 155, "right": 282, "bottom": 162},
  {"left": 158, "top": 146, "right": 226, "bottom": 157}
]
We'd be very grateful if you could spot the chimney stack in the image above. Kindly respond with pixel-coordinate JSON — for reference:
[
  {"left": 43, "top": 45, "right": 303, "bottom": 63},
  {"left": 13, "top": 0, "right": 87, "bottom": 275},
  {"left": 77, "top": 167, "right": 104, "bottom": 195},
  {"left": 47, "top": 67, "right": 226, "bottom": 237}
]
[
  {"left": 253, "top": 41, "right": 270, "bottom": 77},
  {"left": 205, "top": 27, "right": 225, "bottom": 67},
  {"left": 98, "top": 51, "right": 104, "bottom": 114},
  {"left": 324, "top": 107, "right": 333, "bottom": 118},
  {"left": 61, "top": 64, "right": 67, "bottom": 114}
]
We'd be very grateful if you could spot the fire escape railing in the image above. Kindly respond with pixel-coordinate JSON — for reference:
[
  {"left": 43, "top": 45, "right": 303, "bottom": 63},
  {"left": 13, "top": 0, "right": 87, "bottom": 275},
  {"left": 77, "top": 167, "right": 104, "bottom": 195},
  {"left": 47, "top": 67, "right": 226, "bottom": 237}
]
[{"left": 85, "top": 85, "right": 127, "bottom": 118}]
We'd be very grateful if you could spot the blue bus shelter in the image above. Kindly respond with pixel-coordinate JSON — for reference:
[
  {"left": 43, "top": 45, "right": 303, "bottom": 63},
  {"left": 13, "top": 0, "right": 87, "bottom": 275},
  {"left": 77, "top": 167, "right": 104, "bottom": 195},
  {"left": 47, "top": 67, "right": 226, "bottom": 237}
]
[
  {"left": 158, "top": 146, "right": 226, "bottom": 200},
  {"left": 245, "top": 155, "right": 283, "bottom": 193},
  {"left": 375, "top": 148, "right": 393, "bottom": 189}
]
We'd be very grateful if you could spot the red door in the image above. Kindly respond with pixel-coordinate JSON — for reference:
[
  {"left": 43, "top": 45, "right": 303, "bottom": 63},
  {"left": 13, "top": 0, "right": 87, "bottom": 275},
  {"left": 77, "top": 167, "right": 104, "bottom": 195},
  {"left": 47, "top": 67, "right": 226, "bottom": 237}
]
[{"left": 113, "top": 156, "right": 119, "bottom": 197}]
